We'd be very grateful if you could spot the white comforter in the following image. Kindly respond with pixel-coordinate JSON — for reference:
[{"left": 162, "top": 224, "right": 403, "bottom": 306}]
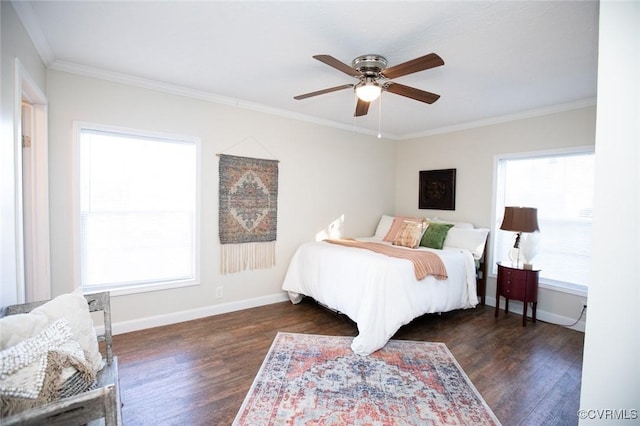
[{"left": 281, "top": 238, "right": 478, "bottom": 355}]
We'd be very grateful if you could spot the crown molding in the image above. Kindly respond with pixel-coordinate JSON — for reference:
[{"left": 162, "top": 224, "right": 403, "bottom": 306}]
[
  {"left": 400, "top": 98, "right": 598, "bottom": 140},
  {"left": 50, "top": 61, "right": 596, "bottom": 142},
  {"left": 11, "top": 1, "right": 55, "bottom": 66},
  {"left": 49, "top": 60, "right": 397, "bottom": 140}
]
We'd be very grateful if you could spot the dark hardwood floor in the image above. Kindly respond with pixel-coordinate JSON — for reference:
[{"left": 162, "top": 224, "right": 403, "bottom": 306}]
[{"left": 113, "top": 298, "right": 584, "bottom": 425}]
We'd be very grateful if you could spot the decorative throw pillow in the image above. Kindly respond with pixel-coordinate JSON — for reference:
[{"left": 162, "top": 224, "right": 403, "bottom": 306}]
[
  {"left": 383, "top": 216, "right": 424, "bottom": 242},
  {"left": 420, "top": 223, "right": 455, "bottom": 249},
  {"left": 0, "top": 288, "right": 104, "bottom": 373},
  {"left": 393, "top": 220, "right": 428, "bottom": 249},
  {"left": 0, "top": 318, "right": 96, "bottom": 417}
]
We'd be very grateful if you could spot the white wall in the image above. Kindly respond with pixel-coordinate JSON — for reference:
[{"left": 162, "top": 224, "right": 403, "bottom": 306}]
[
  {"left": 394, "top": 106, "right": 596, "bottom": 326},
  {"left": 580, "top": 1, "right": 640, "bottom": 421},
  {"left": 46, "top": 70, "right": 396, "bottom": 330},
  {"left": 0, "top": 2, "right": 47, "bottom": 306}
]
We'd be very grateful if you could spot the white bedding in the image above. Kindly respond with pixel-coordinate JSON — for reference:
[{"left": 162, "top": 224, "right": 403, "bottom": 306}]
[{"left": 281, "top": 237, "right": 478, "bottom": 355}]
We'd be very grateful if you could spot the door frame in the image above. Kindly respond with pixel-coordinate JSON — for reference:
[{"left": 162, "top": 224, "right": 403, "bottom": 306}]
[{"left": 14, "top": 58, "right": 50, "bottom": 302}]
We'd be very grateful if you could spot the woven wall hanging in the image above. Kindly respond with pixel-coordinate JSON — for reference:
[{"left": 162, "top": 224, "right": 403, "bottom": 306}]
[{"left": 218, "top": 154, "right": 278, "bottom": 274}]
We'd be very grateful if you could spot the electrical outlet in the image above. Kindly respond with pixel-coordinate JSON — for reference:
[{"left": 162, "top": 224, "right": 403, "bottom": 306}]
[{"left": 215, "top": 286, "right": 223, "bottom": 299}]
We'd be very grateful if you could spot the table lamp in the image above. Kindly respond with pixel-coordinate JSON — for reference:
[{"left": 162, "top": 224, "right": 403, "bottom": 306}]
[{"left": 500, "top": 206, "right": 539, "bottom": 268}]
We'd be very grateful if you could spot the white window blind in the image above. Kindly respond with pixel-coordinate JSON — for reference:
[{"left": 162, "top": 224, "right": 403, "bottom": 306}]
[
  {"left": 76, "top": 124, "right": 199, "bottom": 292},
  {"left": 494, "top": 148, "right": 594, "bottom": 288}
]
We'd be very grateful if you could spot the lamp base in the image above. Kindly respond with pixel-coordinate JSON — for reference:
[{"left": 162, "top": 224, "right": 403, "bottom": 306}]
[{"left": 508, "top": 247, "right": 526, "bottom": 268}]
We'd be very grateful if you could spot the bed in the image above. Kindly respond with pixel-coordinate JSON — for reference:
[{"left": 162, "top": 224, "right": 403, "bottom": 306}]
[{"left": 281, "top": 215, "right": 489, "bottom": 355}]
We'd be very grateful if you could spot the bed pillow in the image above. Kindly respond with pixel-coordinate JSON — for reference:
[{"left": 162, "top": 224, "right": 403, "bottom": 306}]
[
  {"left": 420, "top": 223, "right": 454, "bottom": 249},
  {"left": 383, "top": 216, "right": 424, "bottom": 242},
  {"left": 444, "top": 228, "right": 490, "bottom": 259},
  {"left": 428, "top": 217, "right": 474, "bottom": 229},
  {"left": 392, "top": 220, "right": 427, "bottom": 249},
  {"left": 374, "top": 215, "right": 395, "bottom": 239}
]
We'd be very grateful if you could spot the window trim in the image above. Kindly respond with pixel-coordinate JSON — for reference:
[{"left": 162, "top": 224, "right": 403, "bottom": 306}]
[
  {"left": 72, "top": 121, "right": 201, "bottom": 296},
  {"left": 490, "top": 145, "right": 594, "bottom": 296}
]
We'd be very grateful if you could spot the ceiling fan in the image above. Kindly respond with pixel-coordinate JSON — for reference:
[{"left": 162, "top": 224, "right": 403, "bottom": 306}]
[{"left": 294, "top": 53, "right": 444, "bottom": 117}]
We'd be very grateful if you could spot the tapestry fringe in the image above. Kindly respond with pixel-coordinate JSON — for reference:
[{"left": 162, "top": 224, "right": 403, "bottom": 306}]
[{"left": 220, "top": 241, "right": 276, "bottom": 274}]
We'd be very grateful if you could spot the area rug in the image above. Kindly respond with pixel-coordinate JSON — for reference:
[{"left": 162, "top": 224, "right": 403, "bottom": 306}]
[{"left": 233, "top": 332, "right": 500, "bottom": 425}]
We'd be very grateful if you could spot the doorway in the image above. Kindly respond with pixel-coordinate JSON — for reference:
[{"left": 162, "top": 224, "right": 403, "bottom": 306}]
[{"left": 17, "top": 59, "right": 50, "bottom": 302}]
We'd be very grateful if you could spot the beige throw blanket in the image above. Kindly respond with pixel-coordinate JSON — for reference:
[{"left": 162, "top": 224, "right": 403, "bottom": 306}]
[{"left": 325, "top": 239, "right": 448, "bottom": 280}]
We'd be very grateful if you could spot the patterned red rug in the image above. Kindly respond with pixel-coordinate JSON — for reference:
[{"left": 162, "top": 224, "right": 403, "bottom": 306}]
[{"left": 234, "top": 332, "right": 500, "bottom": 425}]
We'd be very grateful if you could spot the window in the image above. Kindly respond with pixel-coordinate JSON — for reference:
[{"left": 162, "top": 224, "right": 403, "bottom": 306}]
[
  {"left": 75, "top": 123, "right": 200, "bottom": 294},
  {"left": 493, "top": 147, "right": 594, "bottom": 291}
]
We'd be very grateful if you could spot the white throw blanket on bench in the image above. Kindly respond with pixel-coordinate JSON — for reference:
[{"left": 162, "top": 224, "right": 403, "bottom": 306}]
[{"left": 0, "top": 318, "right": 96, "bottom": 416}]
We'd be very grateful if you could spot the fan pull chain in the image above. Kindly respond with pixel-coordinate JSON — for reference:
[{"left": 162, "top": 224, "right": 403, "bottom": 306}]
[
  {"left": 353, "top": 92, "right": 358, "bottom": 129},
  {"left": 377, "top": 94, "right": 382, "bottom": 139}
]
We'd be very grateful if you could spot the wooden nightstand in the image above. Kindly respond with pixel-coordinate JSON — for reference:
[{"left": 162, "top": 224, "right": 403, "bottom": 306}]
[{"left": 495, "top": 262, "right": 539, "bottom": 327}]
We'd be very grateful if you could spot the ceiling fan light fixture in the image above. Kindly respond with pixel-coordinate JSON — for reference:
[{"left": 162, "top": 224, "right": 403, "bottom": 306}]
[
  {"left": 295, "top": 53, "right": 443, "bottom": 117},
  {"left": 355, "top": 80, "right": 382, "bottom": 102}
]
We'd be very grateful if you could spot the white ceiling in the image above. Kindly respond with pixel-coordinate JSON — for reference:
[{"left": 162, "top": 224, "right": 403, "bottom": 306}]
[{"left": 15, "top": 1, "right": 599, "bottom": 139}]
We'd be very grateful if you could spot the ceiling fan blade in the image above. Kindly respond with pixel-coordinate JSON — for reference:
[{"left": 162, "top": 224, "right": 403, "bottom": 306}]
[
  {"left": 313, "top": 55, "right": 362, "bottom": 77},
  {"left": 354, "top": 98, "right": 370, "bottom": 117},
  {"left": 382, "top": 53, "right": 444, "bottom": 79},
  {"left": 385, "top": 82, "right": 440, "bottom": 104},
  {"left": 294, "top": 84, "right": 354, "bottom": 100}
]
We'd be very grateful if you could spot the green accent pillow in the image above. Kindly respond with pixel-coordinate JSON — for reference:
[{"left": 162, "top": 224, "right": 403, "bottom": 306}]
[{"left": 420, "top": 223, "right": 454, "bottom": 249}]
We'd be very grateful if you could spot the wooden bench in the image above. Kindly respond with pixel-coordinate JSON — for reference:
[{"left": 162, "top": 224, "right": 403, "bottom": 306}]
[{"left": 1, "top": 292, "right": 122, "bottom": 425}]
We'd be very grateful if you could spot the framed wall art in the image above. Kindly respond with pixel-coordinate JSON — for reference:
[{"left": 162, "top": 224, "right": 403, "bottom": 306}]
[{"left": 419, "top": 168, "right": 456, "bottom": 210}]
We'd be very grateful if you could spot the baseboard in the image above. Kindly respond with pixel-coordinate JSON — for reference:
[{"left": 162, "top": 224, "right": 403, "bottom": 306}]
[
  {"left": 485, "top": 296, "right": 586, "bottom": 333},
  {"left": 110, "top": 292, "right": 290, "bottom": 335},
  {"left": 108, "top": 292, "right": 585, "bottom": 335}
]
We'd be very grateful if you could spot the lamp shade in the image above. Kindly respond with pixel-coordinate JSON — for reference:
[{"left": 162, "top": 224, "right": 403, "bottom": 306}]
[
  {"left": 355, "top": 83, "right": 382, "bottom": 102},
  {"left": 500, "top": 207, "right": 539, "bottom": 233}
]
